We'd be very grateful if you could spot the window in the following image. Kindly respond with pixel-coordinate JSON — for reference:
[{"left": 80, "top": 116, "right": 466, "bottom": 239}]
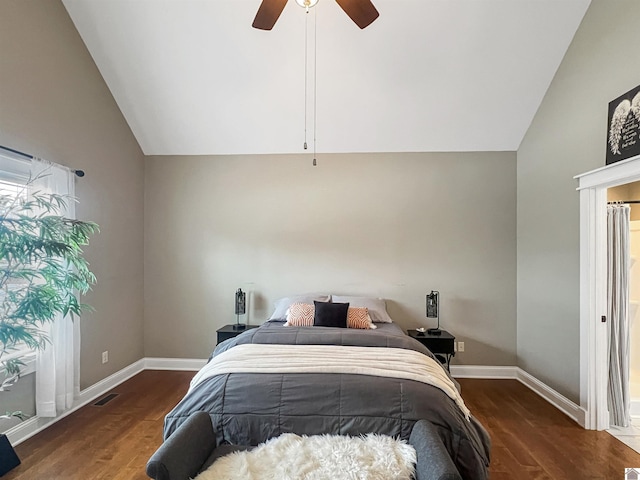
[
  {"left": 0, "top": 147, "right": 89, "bottom": 416},
  {"left": 0, "top": 156, "right": 36, "bottom": 385}
]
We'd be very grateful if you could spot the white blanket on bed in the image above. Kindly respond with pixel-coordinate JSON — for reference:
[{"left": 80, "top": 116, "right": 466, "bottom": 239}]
[{"left": 190, "top": 344, "right": 470, "bottom": 420}]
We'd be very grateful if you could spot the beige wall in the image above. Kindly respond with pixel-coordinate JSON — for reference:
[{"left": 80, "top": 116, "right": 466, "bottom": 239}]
[
  {"left": 608, "top": 184, "right": 631, "bottom": 202},
  {"left": 0, "top": 0, "right": 145, "bottom": 389},
  {"left": 145, "top": 152, "right": 517, "bottom": 365},
  {"left": 517, "top": 0, "right": 640, "bottom": 403},
  {"left": 609, "top": 182, "right": 640, "bottom": 221}
]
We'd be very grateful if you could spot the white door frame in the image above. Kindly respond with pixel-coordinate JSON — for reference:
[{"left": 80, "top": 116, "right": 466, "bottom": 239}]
[{"left": 576, "top": 153, "right": 640, "bottom": 430}]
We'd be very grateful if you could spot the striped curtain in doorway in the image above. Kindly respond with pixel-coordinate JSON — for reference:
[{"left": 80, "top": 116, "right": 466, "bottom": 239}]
[{"left": 607, "top": 204, "right": 631, "bottom": 427}]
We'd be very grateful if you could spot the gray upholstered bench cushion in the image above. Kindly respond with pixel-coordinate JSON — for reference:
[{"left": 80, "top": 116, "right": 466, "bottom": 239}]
[
  {"left": 147, "top": 412, "right": 462, "bottom": 480},
  {"left": 200, "top": 444, "right": 253, "bottom": 472}
]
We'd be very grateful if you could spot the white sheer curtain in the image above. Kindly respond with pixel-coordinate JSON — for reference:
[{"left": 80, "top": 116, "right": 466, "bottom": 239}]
[
  {"left": 607, "top": 203, "right": 631, "bottom": 427},
  {"left": 32, "top": 158, "right": 81, "bottom": 417}
]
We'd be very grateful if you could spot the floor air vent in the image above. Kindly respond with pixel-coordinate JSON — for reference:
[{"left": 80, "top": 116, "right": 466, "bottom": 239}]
[{"left": 93, "top": 393, "right": 119, "bottom": 406}]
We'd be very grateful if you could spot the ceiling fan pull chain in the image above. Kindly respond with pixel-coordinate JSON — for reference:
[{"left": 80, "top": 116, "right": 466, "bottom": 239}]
[
  {"left": 303, "top": 7, "right": 308, "bottom": 150},
  {"left": 313, "top": 5, "right": 317, "bottom": 167}
]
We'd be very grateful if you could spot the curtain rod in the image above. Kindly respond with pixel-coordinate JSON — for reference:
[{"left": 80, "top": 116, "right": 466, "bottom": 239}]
[
  {"left": 0, "top": 144, "right": 85, "bottom": 177},
  {"left": 607, "top": 200, "right": 640, "bottom": 204}
]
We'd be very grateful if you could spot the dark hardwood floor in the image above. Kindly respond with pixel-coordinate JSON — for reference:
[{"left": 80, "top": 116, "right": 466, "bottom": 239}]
[
  {"left": 4, "top": 370, "right": 193, "bottom": 480},
  {"left": 4, "top": 372, "right": 640, "bottom": 479},
  {"left": 461, "top": 378, "right": 640, "bottom": 479}
]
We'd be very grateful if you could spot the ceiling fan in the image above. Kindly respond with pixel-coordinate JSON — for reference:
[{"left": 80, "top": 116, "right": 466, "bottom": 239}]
[{"left": 252, "top": 0, "right": 379, "bottom": 30}]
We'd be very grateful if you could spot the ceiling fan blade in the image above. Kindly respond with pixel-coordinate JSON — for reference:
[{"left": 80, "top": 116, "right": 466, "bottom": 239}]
[
  {"left": 334, "top": 0, "right": 379, "bottom": 29},
  {"left": 252, "top": 0, "right": 289, "bottom": 30}
]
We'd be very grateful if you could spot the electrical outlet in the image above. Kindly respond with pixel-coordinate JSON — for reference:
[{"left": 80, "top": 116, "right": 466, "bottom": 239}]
[
  {"left": 102, "top": 351, "right": 108, "bottom": 364},
  {"left": 458, "top": 342, "right": 465, "bottom": 352}
]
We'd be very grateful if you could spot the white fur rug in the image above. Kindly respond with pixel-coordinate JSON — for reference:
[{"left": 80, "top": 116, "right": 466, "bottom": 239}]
[{"left": 194, "top": 433, "right": 417, "bottom": 480}]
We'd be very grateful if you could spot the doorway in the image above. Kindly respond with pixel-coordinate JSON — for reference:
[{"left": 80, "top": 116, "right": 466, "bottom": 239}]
[
  {"left": 608, "top": 183, "right": 640, "bottom": 418},
  {"left": 576, "top": 154, "right": 640, "bottom": 431}
]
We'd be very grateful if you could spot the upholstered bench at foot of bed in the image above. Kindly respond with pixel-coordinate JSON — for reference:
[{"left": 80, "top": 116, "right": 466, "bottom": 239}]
[
  {"left": 146, "top": 412, "right": 251, "bottom": 480},
  {"left": 146, "top": 411, "right": 462, "bottom": 480},
  {"left": 410, "top": 419, "right": 462, "bottom": 480}
]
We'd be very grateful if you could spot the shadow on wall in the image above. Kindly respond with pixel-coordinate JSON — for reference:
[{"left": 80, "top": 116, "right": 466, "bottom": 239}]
[{"left": 248, "top": 290, "right": 268, "bottom": 322}]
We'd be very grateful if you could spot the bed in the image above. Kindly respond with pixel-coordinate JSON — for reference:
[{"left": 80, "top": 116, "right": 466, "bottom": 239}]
[{"left": 162, "top": 296, "right": 491, "bottom": 480}]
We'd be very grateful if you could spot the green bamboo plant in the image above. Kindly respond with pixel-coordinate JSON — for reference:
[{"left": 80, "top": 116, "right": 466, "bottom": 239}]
[{"left": 0, "top": 184, "right": 98, "bottom": 391}]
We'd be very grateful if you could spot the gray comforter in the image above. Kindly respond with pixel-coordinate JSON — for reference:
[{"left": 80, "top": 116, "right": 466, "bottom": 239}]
[{"left": 164, "top": 321, "right": 491, "bottom": 479}]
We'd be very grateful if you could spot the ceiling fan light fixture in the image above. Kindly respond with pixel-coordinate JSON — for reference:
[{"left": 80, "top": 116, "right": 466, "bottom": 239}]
[
  {"left": 295, "top": 0, "right": 318, "bottom": 12},
  {"left": 253, "top": 0, "right": 377, "bottom": 30}
]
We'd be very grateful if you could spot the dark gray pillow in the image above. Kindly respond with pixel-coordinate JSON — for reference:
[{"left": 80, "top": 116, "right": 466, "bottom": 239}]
[{"left": 313, "top": 301, "right": 349, "bottom": 328}]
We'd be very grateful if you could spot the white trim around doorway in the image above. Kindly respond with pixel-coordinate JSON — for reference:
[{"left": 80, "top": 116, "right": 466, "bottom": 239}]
[{"left": 575, "top": 153, "right": 640, "bottom": 430}]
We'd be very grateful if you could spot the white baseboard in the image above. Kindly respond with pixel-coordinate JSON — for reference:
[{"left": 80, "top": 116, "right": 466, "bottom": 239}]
[
  {"left": 5, "top": 357, "right": 190, "bottom": 446},
  {"left": 450, "top": 365, "right": 518, "bottom": 378},
  {"left": 6, "top": 359, "right": 587, "bottom": 446},
  {"left": 450, "top": 364, "right": 586, "bottom": 427},
  {"left": 145, "top": 357, "right": 207, "bottom": 371},
  {"left": 516, "top": 368, "right": 586, "bottom": 427},
  {"left": 78, "top": 359, "right": 147, "bottom": 406}
]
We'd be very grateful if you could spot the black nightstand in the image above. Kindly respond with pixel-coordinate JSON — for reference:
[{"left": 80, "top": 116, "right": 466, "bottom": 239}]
[
  {"left": 216, "top": 324, "right": 259, "bottom": 344},
  {"left": 407, "top": 329, "right": 455, "bottom": 371}
]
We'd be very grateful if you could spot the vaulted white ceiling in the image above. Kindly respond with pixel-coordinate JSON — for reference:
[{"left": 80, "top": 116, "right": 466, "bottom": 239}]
[{"left": 62, "top": 0, "right": 590, "bottom": 156}]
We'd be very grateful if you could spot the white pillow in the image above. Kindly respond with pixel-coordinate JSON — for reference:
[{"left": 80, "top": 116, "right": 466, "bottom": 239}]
[
  {"left": 331, "top": 296, "right": 393, "bottom": 323},
  {"left": 269, "top": 294, "right": 331, "bottom": 321}
]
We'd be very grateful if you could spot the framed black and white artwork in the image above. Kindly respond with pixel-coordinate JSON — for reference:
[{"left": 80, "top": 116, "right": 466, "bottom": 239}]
[{"left": 606, "top": 84, "right": 640, "bottom": 165}]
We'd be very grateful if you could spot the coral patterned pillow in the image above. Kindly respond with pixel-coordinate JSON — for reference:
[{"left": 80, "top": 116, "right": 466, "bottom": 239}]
[
  {"left": 285, "top": 303, "right": 315, "bottom": 326},
  {"left": 285, "top": 304, "right": 375, "bottom": 329},
  {"left": 347, "top": 307, "right": 374, "bottom": 329}
]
